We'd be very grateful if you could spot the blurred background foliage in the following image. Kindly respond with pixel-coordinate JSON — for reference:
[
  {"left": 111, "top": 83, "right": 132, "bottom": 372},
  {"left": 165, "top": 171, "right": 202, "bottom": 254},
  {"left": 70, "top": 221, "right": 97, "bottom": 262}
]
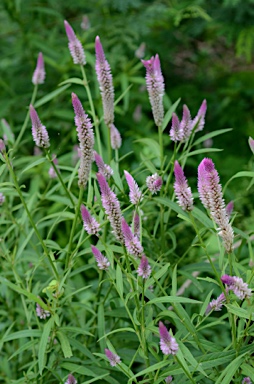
[{"left": 0, "top": 0, "right": 254, "bottom": 230}]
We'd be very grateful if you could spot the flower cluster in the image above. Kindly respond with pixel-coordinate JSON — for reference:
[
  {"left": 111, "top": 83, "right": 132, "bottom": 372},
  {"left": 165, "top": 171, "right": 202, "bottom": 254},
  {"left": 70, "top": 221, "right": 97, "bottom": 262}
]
[
  {"left": 137, "top": 255, "right": 151, "bottom": 279},
  {"left": 121, "top": 217, "right": 143, "bottom": 257},
  {"left": 159, "top": 321, "right": 178, "bottom": 355},
  {"left": 124, "top": 170, "right": 143, "bottom": 205},
  {"left": 91, "top": 245, "right": 110, "bottom": 270},
  {"left": 198, "top": 158, "right": 234, "bottom": 253},
  {"left": 146, "top": 173, "right": 162, "bottom": 194},
  {"left": 105, "top": 349, "right": 121, "bottom": 366},
  {"left": 221, "top": 275, "right": 252, "bottom": 300},
  {"left": 30, "top": 105, "right": 50, "bottom": 148},
  {"left": 81, "top": 205, "right": 100, "bottom": 236},
  {"left": 174, "top": 161, "right": 193, "bottom": 211},
  {"left": 206, "top": 293, "right": 226, "bottom": 314}
]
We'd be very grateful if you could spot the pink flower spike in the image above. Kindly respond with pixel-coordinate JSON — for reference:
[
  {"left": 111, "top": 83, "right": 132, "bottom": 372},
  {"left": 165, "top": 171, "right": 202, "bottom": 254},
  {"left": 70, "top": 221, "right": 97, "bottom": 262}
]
[
  {"left": 142, "top": 54, "right": 164, "bottom": 127},
  {"left": 91, "top": 245, "right": 110, "bottom": 270},
  {"left": 248, "top": 137, "right": 254, "bottom": 154},
  {"left": 124, "top": 170, "right": 143, "bottom": 205},
  {"left": 105, "top": 348, "right": 121, "bottom": 366},
  {"left": 222, "top": 275, "right": 252, "bottom": 300},
  {"left": 165, "top": 376, "right": 173, "bottom": 383},
  {"left": 97, "top": 172, "right": 123, "bottom": 242},
  {"left": 30, "top": 105, "right": 50, "bottom": 148},
  {"left": 146, "top": 173, "right": 163, "bottom": 194},
  {"left": 65, "top": 374, "right": 77, "bottom": 384},
  {"left": 226, "top": 200, "right": 234, "bottom": 218},
  {"left": 192, "top": 99, "right": 207, "bottom": 132},
  {"left": 137, "top": 255, "right": 151, "bottom": 279},
  {"left": 72, "top": 93, "right": 94, "bottom": 188},
  {"left": 95, "top": 36, "right": 115, "bottom": 125},
  {"left": 174, "top": 161, "right": 193, "bottom": 211},
  {"left": 180, "top": 104, "right": 192, "bottom": 141},
  {"left": 121, "top": 217, "right": 143, "bottom": 257},
  {"left": 242, "top": 377, "right": 252, "bottom": 384},
  {"left": 170, "top": 113, "right": 182, "bottom": 142},
  {"left": 94, "top": 151, "right": 113, "bottom": 179},
  {"left": 64, "top": 20, "right": 86, "bottom": 65},
  {"left": 159, "top": 321, "right": 178, "bottom": 355},
  {"left": 109, "top": 124, "right": 122, "bottom": 150},
  {"left": 32, "top": 52, "right": 45, "bottom": 85},
  {"left": 81, "top": 205, "right": 100, "bottom": 236},
  {"left": 133, "top": 211, "right": 140, "bottom": 237},
  {"left": 205, "top": 292, "right": 226, "bottom": 315}
]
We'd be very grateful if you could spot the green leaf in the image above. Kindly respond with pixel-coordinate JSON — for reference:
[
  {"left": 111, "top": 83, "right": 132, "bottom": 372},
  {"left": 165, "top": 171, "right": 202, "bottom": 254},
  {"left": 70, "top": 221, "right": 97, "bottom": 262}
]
[
  {"left": 34, "top": 84, "right": 70, "bottom": 107},
  {"left": 60, "top": 326, "right": 93, "bottom": 337},
  {"left": 162, "top": 98, "right": 181, "bottom": 131},
  {"left": 147, "top": 296, "right": 201, "bottom": 305},
  {"left": 58, "top": 77, "right": 84, "bottom": 86},
  {"left": 135, "top": 138, "right": 160, "bottom": 158},
  {"left": 225, "top": 304, "right": 254, "bottom": 320},
  {"left": 193, "top": 128, "right": 233, "bottom": 146},
  {"left": 241, "top": 363, "right": 254, "bottom": 380},
  {"left": 98, "top": 304, "right": 106, "bottom": 351},
  {"left": 56, "top": 330, "right": 73, "bottom": 358},
  {"left": 215, "top": 352, "right": 247, "bottom": 384},
  {"left": 98, "top": 327, "right": 136, "bottom": 341},
  {"left": 3, "top": 329, "right": 41, "bottom": 342},
  {"left": 223, "top": 171, "right": 254, "bottom": 192},
  {"left": 20, "top": 157, "right": 46, "bottom": 174},
  {"left": 116, "top": 264, "right": 123, "bottom": 298},
  {"left": 39, "top": 317, "right": 54, "bottom": 374},
  {"left": 180, "top": 148, "right": 223, "bottom": 159},
  {"left": 154, "top": 197, "right": 189, "bottom": 218},
  {"left": 145, "top": 263, "right": 170, "bottom": 290},
  {"left": 191, "top": 207, "right": 214, "bottom": 229},
  {"left": 61, "top": 363, "right": 96, "bottom": 376}
]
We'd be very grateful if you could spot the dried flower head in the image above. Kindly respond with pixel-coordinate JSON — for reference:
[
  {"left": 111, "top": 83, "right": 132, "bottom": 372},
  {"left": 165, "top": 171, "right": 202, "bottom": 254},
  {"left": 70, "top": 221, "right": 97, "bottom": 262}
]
[
  {"left": 174, "top": 161, "right": 193, "bottom": 211},
  {"left": 91, "top": 245, "right": 110, "bottom": 270},
  {"left": 72, "top": 93, "right": 94, "bottom": 188},
  {"left": 81, "top": 205, "right": 100, "bottom": 236},
  {"left": 159, "top": 321, "right": 178, "bottom": 355},
  {"left": 124, "top": 170, "right": 143, "bottom": 205},
  {"left": 64, "top": 20, "right": 86, "bottom": 65},
  {"left": 32, "top": 52, "right": 45, "bottom": 85},
  {"left": 146, "top": 173, "right": 162, "bottom": 194},
  {"left": 142, "top": 54, "right": 165, "bottom": 127},
  {"left": 105, "top": 348, "right": 121, "bottom": 366},
  {"left": 30, "top": 105, "right": 50, "bottom": 148},
  {"left": 95, "top": 36, "right": 115, "bottom": 125}
]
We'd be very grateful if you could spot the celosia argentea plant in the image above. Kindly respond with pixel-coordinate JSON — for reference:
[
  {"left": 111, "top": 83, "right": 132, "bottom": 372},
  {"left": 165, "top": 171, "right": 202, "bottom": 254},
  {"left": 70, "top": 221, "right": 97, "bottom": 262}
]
[{"left": 0, "top": 19, "right": 254, "bottom": 384}]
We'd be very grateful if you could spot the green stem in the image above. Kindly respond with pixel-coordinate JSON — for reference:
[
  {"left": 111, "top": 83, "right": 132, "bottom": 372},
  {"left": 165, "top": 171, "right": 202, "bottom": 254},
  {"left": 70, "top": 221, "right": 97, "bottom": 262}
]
[
  {"left": 140, "top": 280, "right": 152, "bottom": 380},
  {"left": 80, "top": 65, "right": 102, "bottom": 157},
  {"left": 14, "top": 85, "right": 38, "bottom": 152},
  {"left": 158, "top": 124, "right": 164, "bottom": 171},
  {"left": 4, "top": 151, "right": 58, "bottom": 278},
  {"left": 45, "top": 149, "right": 75, "bottom": 208},
  {"left": 65, "top": 187, "right": 84, "bottom": 269}
]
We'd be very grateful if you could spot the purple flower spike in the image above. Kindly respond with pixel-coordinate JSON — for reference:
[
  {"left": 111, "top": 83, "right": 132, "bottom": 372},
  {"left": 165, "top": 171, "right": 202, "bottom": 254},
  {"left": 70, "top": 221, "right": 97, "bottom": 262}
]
[
  {"left": 30, "top": 105, "right": 50, "bottom": 148},
  {"left": 174, "top": 161, "right": 193, "bottom": 211},
  {"left": 32, "top": 52, "right": 45, "bottom": 85},
  {"left": 137, "top": 255, "right": 151, "bottom": 279},
  {"left": 65, "top": 374, "right": 77, "bottom": 384},
  {"left": 226, "top": 201, "right": 234, "bottom": 218},
  {"left": 159, "top": 321, "right": 178, "bottom": 355},
  {"left": 248, "top": 137, "right": 254, "bottom": 154},
  {"left": 205, "top": 292, "right": 226, "bottom": 315},
  {"left": 165, "top": 376, "right": 173, "bottom": 383},
  {"left": 64, "top": 20, "right": 86, "bottom": 65},
  {"left": 242, "top": 377, "right": 252, "bottom": 384},
  {"left": 124, "top": 170, "right": 143, "bottom": 205},
  {"left": 109, "top": 123, "right": 122, "bottom": 150},
  {"left": 91, "top": 245, "right": 110, "bottom": 270},
  {"left": 121, "top": 217, "right": 143, "bottom": 257},
  {"left": 146, "top": 173, "right": 162, "bottom": 194},
  {"left": 105, "top": 348, "right": 121, "bottom": 366},
  {"left": 97, "top": 172, "right": 123, "bottom": 242},
  {"left": 142, "top": 54, "right": 165, "bottom": 127},
  {"left": 94, "top": 151, "right": 113, "bottom": 179},
  {"left": 222, "top": 275, "right": 251, "bottom": 300},
  {"left": 95, "top": 36, "right": 115, "bottom": 125},
  {"left": 198, "top": 158, "right": 234, "bottom": 253},
  {"left": 133, "top": 211, "right": 140, "bottom": 237},
  {"left": 72, "top": 93, "right": 94, "bottom": 188},
  {"left": 180, "top": 104, "right": 192, "bottom": 141},
  {"left": 192, "top": 99, "right": 207, "bottom": 132},
  {"left": 170, "top": 113, "right": 182, "bottom": 142},
  {"left": 81, "top": 205, "right": 100, "bottom": 236}
]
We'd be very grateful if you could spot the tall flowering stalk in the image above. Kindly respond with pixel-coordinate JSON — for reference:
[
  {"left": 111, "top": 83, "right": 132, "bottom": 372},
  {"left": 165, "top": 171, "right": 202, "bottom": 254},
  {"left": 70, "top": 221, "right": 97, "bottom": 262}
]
[
  {"left": 137, "top": 255, "right": 151, "bottom": 279},
  {"left": 142, "top": 54, "right": 164, "bottom": 127},
  {"left": 95, "top": 36, "right": 114, "bottom": 126},
  {"left": 29, "top": 105, "right": 50, "bottom": 148},
  {"left": 124, "top": 170, "right": 143, "bottom": 205},
  {"left": 192, "top": 99, "right": 207, "bottom": 132},
  {"left": 81, "top": 205, "right": 100, "bottom": 236},
  {"left": 64, "top": 20, "right": 86, "bottom": 65},
  {"left": 198, "top": 158, "right": 234, "bottom": 253},
  {"left": 72, "top": 93, "right": 94, "bottom": 188},
  {"left": 159, "top": 321, "right": 178, "bottom": 355},
  {"left": 97, "top": 172, "right": 123, "bottom": 242},
  {"left": 91, "top": 245, "right": 110, "bottom": 270},
  {"left": 174, "top": 161, "right": 193, "bottom": 211},
  {"left": 121, "top": 217, "right": 143, "bottom": 257},
  {"left": 32, "top": 52, "right": 45, "bottom": 85}
]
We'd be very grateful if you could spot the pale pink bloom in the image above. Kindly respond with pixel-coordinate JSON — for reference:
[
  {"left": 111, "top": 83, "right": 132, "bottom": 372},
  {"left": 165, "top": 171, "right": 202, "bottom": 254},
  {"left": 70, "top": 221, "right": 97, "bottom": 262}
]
[
  {"left": 159, "top": 321, "right": 178, "bottom": 355},
  {"left": 221, "top": 274, "right": 252, "bottom": 300},
  {"left": 36, "top": 303, "right": 50, "bottom": 320},
  {"left": 94, "top": 151, "right": 113, "bottom": 179},
  {"left": 30, "top": 105, "right": 50, "bottom": 148},
  {"left": 91, "top": 245, "right": 110, "bottom": 270},
  {"left": 146, "top": 173, "right": 162, "bottom": 194},
  {"left": 105, "top": 348, "right": 121, "bottom": 366},
  {"left": 192, "top": 99, "right": 207, "bottom": 132},
  {"left": 95, "top": 36, "right": 114, "bottom": 125},
  {"left": 137, "top": 255, "right": 151, "bottom": 279},
  {"left": 32, "top": 52, "right": 45, "bottom": 85},
  {"left": 65, "top": 374, "right": 77, "bottom": 384},
  {"left": 72, "top": 93, "right": 94, "bottom": 187},
  {"left": 97, "top": 172, "right": 123, "bottom": 242},
  {"left": 205, "top": 293, "right": 226, "bottom": 314},
  {"left": 242, "top": 377, "right": 252, "bottom": 384},
  {"left": 174, "top": 161, "right": 193, "bottom": 211},
  {"left": 248, "top": 137, "right": 254, "bottom": 154},
  {"left": 81, "top": 15, "right": 90, "bottom": 30},
  {"left": 81, "top": 205, "right": 100, "bottom": 236},
  {"left": 133, "top": 104, "right": 142, "bottom": 122},
  {"left": 124, "top": 170, "right": 143, "bottom": 205},
  {"left": 170, "top": 113, "right": 182, "bottom": 142},
  {"left": 226, "top": 201, "right": 234, "bottom": 218},
  {"left": 109, "top": 123, "right": 122, "bottom": 150},
  {"left": 142, "top": 54, "right": 164, "bottom": 127},
  {"left": 165, "top": 376, "right": 173, "bottom": 383},
  {"left": 0, "top": 193, "right": 5, "bottom": 205},
  {"left": 179, "top": 104, "right": 192, "bottom": 141},
  {"left": 64, "top": 20, "right": 86, "bottom": 65},
  {"left": 121, "top": 217, "right": 143, "bottom": 257},
  {"left": 135, "top": 42, "right": 146, "bottom": 59},
  {"left": 48, "top": 155, "right": 59, "bottom": 179}
]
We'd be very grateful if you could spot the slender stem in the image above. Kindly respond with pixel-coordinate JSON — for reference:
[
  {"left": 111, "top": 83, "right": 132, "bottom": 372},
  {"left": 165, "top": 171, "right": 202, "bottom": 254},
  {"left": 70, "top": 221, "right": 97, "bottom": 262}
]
[
  {"left": 164, "top": 142, "right": 177, "bottom": 196},
  {"left": 107, "top": 124, "right": 112, "bottom": 164},
  {"left": 45, "top": 149, "right": 75, "bottom": 208},
  {"left": 4, "top": 152, "right": 58, "bottom": 278},
  {"left": 140, "top": 280, "right": 152, "bottom": 380},
  {"left": 80, "top": 65, "right": 102, "bottom": 157},
  {"left": 14, "top": 85, "right": 38, "bottom": 151},
  {"left": 158, "top": 124, "right": 164, "bottom": 171},
  {"left": 65, "top": 187, "right": 84, "bottom": 269}
]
